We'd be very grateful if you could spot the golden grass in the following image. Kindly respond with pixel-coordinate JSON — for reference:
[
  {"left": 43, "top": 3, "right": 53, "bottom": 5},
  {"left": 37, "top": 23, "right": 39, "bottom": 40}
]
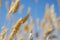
[
  {"left": 0, "top": 26, "right": 8, "bottom": 40},
  {"left": 50, "top": 4, "right": 58, "bottom": 28},
  {"left": 28, "top": 20, "right": 34, "bottom": 33},
  {"left": 0, "top": 0, "right": 2, "bottom": 7},
  {"left": 24, "top": 17, "right": 34, "bottom": 33},
  {"left": 8, "top": 13, "right": 30, "bottom": 40},
  {"left": 0, "top": 0, "right": 59, "bottom": 40},
  {"left": 50, "top": 4, "right": 59, "bottom": 35},
  {"left": 6, "top": 0, "right": 20, "bottom": 20},
  {"left": 49, "top": 35, "right": 58, "bottom": 39},
  {"left": 24, "top": 22, "right": 29, "bottom": 33},
  {"left": 36, "top": 32, "right": 39, "bottom": 38},
  {"left": 29, "top": 32, "right": 33, "bottom": 40},
  {"left": 44, "top": 4, "right": 52, "bottom": 21},
  {"left": 17, "top": 36, "right": 26, "bottom": 40},
  {"left": 42, "top": 21, "right": 54, "bottom": 40}
]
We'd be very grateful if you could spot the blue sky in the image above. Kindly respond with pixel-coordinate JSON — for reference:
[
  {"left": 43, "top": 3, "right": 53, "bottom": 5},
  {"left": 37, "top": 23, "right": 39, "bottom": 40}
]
[{"left": 0, "top": 0, "right": 60, "bottom": 40}]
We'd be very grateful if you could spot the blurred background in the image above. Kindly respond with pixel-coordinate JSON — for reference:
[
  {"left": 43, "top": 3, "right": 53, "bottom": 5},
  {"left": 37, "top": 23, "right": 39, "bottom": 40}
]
[{"left": 0, "top": 0, "right": 60, "bottom": 40}]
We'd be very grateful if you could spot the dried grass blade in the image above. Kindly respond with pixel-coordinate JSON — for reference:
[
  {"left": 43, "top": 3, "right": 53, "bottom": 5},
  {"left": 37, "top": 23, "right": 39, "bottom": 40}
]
[
  {"left": 49, "top": 35, "right": 58, "bottom": 39},
  {"left": 8, "top": 13, "right": 30, "bottom": 40},
  {"left": 6, "top": 0, "right": 20, "bottom": 20}
]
